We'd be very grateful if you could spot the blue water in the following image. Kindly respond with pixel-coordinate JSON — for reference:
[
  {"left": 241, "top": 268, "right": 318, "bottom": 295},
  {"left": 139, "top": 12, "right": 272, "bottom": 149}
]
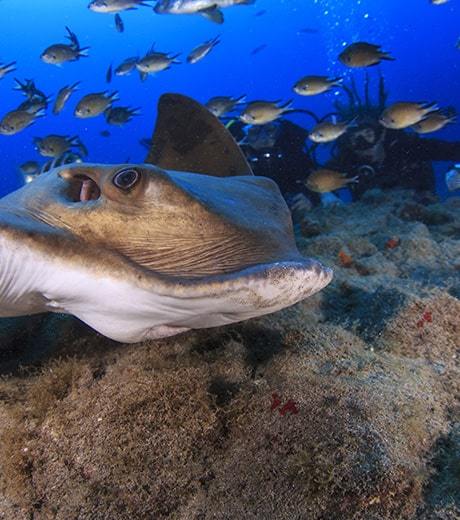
[{"left": 0, "top": 0, "right": 459, "bottom": 198}]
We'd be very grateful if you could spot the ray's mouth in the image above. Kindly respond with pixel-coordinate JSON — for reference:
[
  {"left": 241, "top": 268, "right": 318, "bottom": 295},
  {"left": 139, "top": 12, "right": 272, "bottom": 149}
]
[{"left": 62, "top": 173, "right": 101, "bottom": 202}]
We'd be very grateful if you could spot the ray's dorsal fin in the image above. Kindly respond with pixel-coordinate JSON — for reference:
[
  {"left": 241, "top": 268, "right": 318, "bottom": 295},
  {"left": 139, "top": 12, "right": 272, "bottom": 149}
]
[{"left": 145, "top": 93, "right": 253, "bottom": 177}]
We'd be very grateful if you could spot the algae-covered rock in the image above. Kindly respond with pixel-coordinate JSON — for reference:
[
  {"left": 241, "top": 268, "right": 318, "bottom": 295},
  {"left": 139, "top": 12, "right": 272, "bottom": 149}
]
[
  {"left": 0, "top": 324, "right": 453, "bottom": 520},
  {"left": 0, "top": 189, "right": 458, "bottom": 519}
]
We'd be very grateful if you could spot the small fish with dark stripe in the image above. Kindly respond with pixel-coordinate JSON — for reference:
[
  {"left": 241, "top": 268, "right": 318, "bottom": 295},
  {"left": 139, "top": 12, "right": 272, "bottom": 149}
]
[
  {"left": 114, "top": 13, "right": 124, "bottom": 32},
  {"left": 251, "top": 44, "right": 267, "bottom": 55},
  {"left": 106, "top": 63, "right": 113, "bottom": 83},
  {"left": 187, "top": 36, "right": 220, "bottom": 64}
]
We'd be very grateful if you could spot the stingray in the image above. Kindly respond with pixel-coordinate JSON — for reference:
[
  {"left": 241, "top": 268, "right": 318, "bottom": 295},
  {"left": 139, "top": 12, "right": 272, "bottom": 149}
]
[{"left": 0, "top": 94, "right": 332, "bottom": 343}]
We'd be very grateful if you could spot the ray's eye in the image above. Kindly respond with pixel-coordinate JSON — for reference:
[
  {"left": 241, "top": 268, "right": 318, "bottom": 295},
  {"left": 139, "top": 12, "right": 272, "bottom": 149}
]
[{"left": 113, "top": 168, "right": 140, "bottom": 190}]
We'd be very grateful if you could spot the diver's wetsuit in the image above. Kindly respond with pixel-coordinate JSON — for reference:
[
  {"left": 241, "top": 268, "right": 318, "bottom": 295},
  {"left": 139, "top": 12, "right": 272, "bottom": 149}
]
[
  {"left": 232, "top": 118, "right": 460, "bottom": 205},
  {"left": 231, "top": 120, "right": 317, "bottom": 200},
  {"left": 329, "top": 127, "right": 460, "bottom": 199}
]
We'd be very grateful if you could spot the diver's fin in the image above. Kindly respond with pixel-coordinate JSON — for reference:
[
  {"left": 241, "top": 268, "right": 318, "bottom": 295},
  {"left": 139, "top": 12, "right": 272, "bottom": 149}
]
[
  {"left": 199, "top": 6, "right": 224, "bottom": 24},
  {"left": 145, "top": 93, "right": 253, "bottom": 177}
]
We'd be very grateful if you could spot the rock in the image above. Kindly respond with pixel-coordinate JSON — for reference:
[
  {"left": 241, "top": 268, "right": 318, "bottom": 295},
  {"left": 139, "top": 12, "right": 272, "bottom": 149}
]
[
  {"left": 0, "top": 314, "right": 94, "bottom": 375},
  {"left": 299, "top": 218, "right": 323, "bottom": 238},
  {"left": 0, "top": 188, "right": 458, "bottom": 519},
  {"left": 399, "top": 203, "right": 453, "bottom": 226},
  {"left": 0, "top": 323, "right": 453, "bottom": 520}
]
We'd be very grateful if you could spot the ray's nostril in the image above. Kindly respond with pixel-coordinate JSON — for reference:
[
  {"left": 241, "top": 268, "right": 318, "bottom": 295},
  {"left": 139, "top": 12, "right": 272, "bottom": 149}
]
[
  {"left": 79, "top": 177, "right": 101, "bottom": 202},
  {"left": 80, "top": 179, "right": 96, "bottom": 201},
  {"left": 62, "top": 173, "right": 101, "bottom": 203}
]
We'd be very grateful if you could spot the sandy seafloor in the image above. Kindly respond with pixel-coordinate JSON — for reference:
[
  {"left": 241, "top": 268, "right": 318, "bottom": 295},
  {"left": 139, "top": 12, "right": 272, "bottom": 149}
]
[{"left": 0, "top": 188, "right": 458, "bottom": 520}]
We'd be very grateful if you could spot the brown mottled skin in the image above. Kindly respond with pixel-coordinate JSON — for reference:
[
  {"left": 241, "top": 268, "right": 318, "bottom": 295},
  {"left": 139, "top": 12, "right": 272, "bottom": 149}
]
[{"left": 0, "top": 163, "right": 303, "bottom": 279}]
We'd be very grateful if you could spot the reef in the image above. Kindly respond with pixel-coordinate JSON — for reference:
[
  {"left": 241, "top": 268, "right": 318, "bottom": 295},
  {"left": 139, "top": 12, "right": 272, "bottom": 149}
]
[{"left": 0, "top": 189, "right": 458, "bottom": 519}]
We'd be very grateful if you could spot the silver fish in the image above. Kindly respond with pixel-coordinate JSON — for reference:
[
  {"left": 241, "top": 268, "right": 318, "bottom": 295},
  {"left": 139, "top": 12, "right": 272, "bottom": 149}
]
[
  {"left": 0, "top": 109, "right": 44, "bottom": 135},
  {"left": 187, "top": 36, "right": 220, "bottom": 64},
  {"left": 41, "top": 27, "right": 89, "bottom": 65},
  {"left": 0, "top": 61, "right": 16, "bottom": 80},
  {"left": 89, "top": 0, "right": 152, "bottom": 14},
  {"left": 53, "top": 82, "right": 80, "bottom": 115},
  {"left": 205, "top": 95, "right": 245, "bottom": 117},
  {"left": 34, "top": 134, "right": 82, "bottom": 158},
  {"left": 115, "top": 57, "right": 138, "bottom": 76},
  {"left": 309, "top": 120, "right": 355, "bottom": 143},
  {"left": 154, "top": 0, "right": 255, "bottom": 24},
  {"left": 75, "top": 91, "right": 119, "bottom": 118},
  {"left": 136, "top": 45, "right": 180, "bottom": 80},
  {"left": 380, "top": 102, "right": 439, "bottom": 130},
  {"left": 105, "top": 106, "right": 140, "bottom": 125},
  {"left": 240, "top": 100, "right": 293, "bottom": 125},
  {"left": 19, "top": 161, "right": 40, "bottom": 176},
  {"left": 115, "top": 13, "right": 125, "bottom": 32},
  {"left": 14, "top": 78, "right": 47, "bottom": 100},
  {"left": 339, "top": 42, "right": 394, "bottom": 68}
]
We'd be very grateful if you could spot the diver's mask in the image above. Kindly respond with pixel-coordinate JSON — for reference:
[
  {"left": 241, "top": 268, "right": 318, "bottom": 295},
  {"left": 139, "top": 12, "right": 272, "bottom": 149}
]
[{"left": 349, "top": 126, "right": 381, "bottom": 150}]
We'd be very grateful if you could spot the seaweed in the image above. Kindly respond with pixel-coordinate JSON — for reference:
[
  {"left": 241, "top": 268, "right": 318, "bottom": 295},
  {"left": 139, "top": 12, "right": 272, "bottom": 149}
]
[{"left": 334, "top": 73, "right": 390, "bottom": 121}]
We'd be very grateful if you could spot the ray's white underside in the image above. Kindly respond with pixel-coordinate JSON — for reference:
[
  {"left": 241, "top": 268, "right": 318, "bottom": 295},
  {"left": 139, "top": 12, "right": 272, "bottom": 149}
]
[{"left": 0, "top": 232, "right": 332, "bottom": 343}]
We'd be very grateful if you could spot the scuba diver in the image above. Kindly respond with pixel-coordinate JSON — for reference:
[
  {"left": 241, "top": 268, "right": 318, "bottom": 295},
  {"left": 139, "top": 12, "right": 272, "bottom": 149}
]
[
  {"left": 228, "top": 118, "right": 320, "bottom": 205},
  {"left": 232, "top": 114, "right": 460, "bottom": 205},
  {"left": 326, "top": 116, "right": 460, "bottom": 199}
]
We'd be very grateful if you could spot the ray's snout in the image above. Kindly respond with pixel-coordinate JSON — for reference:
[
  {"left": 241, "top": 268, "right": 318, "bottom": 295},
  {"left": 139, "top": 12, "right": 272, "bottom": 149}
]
[{"left": 300, "top": 258, "right": 333, "bottom": 298}]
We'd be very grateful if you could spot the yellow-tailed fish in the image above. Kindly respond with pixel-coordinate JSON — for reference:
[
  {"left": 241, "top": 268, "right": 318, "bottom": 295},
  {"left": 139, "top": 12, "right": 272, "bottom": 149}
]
[
  {"left": 304, "top": 169, "right": 358, "bottom": 193},
  {"left": 380, "top": 102, "right": 438, "bottom": 129},
  {"left": 240, "top": 100, "right": 293, "bottom": 125},
  {"left": 293, "top": 75, "right": 342, "bottom": 96}
]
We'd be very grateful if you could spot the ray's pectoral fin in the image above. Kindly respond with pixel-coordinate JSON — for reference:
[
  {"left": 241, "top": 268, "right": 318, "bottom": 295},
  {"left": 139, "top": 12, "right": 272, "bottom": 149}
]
[{"left": 145, "top": 93, "right": 252, "bottom": 177}]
